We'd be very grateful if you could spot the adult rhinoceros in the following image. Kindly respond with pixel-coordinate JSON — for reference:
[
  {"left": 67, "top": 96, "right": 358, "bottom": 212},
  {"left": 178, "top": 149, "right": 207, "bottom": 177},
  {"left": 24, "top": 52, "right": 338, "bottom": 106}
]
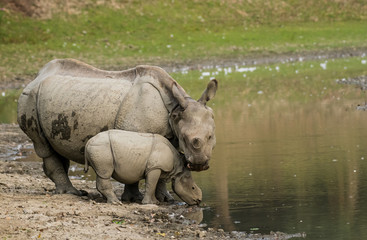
[{"left": 17, "top": 59, "right": 217, "bottom": 200}]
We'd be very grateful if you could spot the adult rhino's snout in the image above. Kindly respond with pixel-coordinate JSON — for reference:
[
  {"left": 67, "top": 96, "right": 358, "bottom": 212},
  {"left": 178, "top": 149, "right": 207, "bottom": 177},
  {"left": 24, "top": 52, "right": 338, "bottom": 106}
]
[
  {"left": 187, "top": 155, "right": 209, "bottom": 164},
  {"left": 192, "top": 137, "right": 203, "bottom": 149},
  {"left": 187, "top": 158, "right": 209, "bottom": 171}
]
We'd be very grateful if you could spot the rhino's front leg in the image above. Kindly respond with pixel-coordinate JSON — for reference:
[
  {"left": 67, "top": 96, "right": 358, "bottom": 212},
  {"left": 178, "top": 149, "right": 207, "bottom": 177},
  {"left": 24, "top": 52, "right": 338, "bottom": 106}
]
[
  {"left": 121, "top": 182, "right": 143, "bottom": 202},
  {"left": 96, "top": 176, "right": 120, "bottom": 204},
  {"left": 142, "top": 169, "right": 161, "bottom": 205},
  {"left": 155, "top": 179, "right": 174, "bottom": 203}
]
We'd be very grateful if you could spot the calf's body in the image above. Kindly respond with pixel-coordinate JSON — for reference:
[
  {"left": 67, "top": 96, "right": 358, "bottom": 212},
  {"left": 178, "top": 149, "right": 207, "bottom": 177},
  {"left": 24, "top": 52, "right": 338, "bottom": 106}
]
[{"left": 85, "top": 130, "right": 202, "bottom": 205}]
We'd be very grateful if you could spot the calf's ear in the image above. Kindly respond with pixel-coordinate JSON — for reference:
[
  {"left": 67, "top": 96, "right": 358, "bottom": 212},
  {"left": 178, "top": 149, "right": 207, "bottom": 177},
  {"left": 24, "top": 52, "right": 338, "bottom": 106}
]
[{"left": 198, "top": 79, "right": 218, "bottom": 105}]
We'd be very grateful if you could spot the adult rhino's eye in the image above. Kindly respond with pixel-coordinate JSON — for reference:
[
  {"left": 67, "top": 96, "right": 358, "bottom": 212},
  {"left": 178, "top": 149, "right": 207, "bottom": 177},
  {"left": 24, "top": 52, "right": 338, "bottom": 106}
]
[{"left": 192, "top": 186, "right": 195, "bottom": 190}]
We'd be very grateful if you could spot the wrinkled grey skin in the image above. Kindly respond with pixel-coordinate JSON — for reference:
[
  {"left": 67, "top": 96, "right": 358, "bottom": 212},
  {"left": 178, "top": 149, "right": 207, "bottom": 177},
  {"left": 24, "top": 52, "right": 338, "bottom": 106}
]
[
  {"left": 17, "top": 59, "right": 217, "bottom": 199},
  {"left": 85, "top": 130, "right": 202, "bottom": 205}
]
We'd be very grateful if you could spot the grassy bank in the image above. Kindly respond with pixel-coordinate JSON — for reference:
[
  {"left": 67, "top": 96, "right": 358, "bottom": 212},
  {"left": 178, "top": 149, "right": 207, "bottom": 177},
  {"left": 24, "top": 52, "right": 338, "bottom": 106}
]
[
  {"left": 2, "top": 55, "right": 367, "bottom": 123},
  {"left": 1, "top": 0, "right": 367, "bottom": 82}
]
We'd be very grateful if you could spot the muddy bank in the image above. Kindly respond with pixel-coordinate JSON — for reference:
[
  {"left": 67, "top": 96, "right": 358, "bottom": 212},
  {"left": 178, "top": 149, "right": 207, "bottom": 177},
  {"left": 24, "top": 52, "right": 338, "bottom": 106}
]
[
  {"left": 336, "top": 75, "right": 367, "bottom": 110},
  {"left": 0, "top": 124, "right": 306, "bottom": 239}
]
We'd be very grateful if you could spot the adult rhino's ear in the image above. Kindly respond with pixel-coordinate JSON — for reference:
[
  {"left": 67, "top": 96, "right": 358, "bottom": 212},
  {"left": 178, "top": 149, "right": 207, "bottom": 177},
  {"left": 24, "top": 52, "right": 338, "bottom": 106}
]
[
  {"left": 172, "top": 82, "right": 188, "bottom": 109},
  {"left": 198, "top": 79, "right": 218, "bottom": 105}
]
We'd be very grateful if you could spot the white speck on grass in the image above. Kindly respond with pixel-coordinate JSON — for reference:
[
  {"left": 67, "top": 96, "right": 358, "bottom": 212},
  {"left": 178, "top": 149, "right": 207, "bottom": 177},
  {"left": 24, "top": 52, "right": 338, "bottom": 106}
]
[
  {"left": 362, "top": 60, "right": 366, "bottom": 64},
  {"left": 320, "top": 61, "right": 327, "bottom": 70},
  {"left": 257, "top": 90, "right": 263, "bottom": 95},
  {"left": 237, "top": 67, "right": 256, "bottom": 73}
]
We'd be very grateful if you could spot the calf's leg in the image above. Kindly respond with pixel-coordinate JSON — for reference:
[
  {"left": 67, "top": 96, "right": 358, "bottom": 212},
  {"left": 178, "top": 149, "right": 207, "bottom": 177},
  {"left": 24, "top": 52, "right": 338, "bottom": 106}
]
[
  {"left": 87, "top": 143, "right": 120, "bottom": 204},
  {"left": 142, "top": 169, "right": 161, "bottom": 204},
  {"left": 96, "top": 177, "right": 120, "bottom": 204}
]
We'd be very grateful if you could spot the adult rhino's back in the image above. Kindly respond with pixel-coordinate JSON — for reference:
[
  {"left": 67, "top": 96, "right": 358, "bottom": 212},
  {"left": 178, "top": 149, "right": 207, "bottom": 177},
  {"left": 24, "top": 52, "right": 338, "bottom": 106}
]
[
  {"left": 18, "top": 59, "right": 177, "bottom": 165},
  {"left": 37, "top": 76, "right": 132, "bottom": 162}
]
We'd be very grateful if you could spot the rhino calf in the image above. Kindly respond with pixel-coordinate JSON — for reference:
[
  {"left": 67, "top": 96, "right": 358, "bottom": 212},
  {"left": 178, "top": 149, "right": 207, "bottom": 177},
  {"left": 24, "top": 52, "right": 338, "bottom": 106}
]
[{"left": 84, "top": 130, "right": 202, "bottom": 205}]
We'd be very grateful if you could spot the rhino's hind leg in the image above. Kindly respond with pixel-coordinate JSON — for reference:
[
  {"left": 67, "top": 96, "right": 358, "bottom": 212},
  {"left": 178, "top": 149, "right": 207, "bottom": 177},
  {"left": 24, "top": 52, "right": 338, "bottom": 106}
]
[
  {"left": 43, "top": 153, "right": 85, "bottom": 196},
  {"left": 121, "top": 182, "right": 143, "bottom": 202},
  {"left": 96, "top": 177, "right": 120, "bottom": 204}
]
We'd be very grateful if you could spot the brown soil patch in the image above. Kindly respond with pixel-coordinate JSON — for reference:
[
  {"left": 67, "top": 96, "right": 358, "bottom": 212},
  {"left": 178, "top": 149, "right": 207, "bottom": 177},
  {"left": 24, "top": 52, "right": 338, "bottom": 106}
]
[{"left": 1, "top": 0, "right": 123, "bottom": 19}]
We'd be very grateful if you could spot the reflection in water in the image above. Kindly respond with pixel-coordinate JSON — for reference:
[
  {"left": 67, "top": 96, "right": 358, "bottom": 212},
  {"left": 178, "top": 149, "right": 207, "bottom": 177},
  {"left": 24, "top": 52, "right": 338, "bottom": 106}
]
[{"left": 193, "top": 99, "right": 367, "bottom": 239}]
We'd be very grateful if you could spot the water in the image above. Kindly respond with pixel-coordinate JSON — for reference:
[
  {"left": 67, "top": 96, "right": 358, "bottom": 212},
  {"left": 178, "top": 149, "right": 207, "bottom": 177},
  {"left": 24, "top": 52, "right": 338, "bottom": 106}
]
[
  {"left": 3, "top": 57, "right": 367, "bottom": 239},
  {"left": 192, "top": 100, "right": 367, "bottom": 239}
]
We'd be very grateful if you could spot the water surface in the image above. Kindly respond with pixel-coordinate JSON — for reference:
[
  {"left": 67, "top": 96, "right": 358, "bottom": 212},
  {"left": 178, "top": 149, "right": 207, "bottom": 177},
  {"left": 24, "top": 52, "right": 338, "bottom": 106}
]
[{"left": 193, "top": 100, "right": 367, "bottom": 239}]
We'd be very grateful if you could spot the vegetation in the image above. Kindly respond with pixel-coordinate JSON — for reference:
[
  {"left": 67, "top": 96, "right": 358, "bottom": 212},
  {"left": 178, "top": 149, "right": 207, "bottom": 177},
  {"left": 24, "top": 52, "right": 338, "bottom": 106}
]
[
  {"left": 0, "top": 0, "right": 367, "bottom": 82},
  {"left": 172, "top": 56, "right": 367, "bottom": 104}
]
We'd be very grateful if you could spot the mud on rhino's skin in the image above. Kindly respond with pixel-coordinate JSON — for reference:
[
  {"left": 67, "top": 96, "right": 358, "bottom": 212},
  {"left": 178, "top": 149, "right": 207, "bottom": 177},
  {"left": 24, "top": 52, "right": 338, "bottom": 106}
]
[
  {"left": 17, "top": 58, "right": 217, "bottom": 197},
  {"left": 20, "top": 114, "right": 27, "bottom": 132},
  {"left": 51, "top": 114, "right": 71, "bottom": 140}
]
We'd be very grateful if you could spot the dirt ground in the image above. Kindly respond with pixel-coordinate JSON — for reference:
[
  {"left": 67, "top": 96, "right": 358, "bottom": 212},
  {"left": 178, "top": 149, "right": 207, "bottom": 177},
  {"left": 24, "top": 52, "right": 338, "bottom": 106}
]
[{"left": 0, "top": 124, "right": 308, "bottom": 239}]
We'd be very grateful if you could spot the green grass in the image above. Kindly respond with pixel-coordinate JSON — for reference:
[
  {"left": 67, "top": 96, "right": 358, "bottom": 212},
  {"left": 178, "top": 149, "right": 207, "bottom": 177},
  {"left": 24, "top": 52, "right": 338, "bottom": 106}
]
[
  {"left": 171, "top": 56, "right": 367, "bottom": 105},
  {"left": 0, "top": 1, "right": 367, "bottom": 82},
  {"left": 1, "top": 56, "right": 366, "bottom": 123}
]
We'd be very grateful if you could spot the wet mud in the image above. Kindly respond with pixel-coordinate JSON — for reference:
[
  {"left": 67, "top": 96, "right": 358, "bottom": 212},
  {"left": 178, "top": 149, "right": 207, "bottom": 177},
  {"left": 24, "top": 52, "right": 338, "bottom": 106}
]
[{"left": 336, "top": 74, "right": 367, "bottom": 110}]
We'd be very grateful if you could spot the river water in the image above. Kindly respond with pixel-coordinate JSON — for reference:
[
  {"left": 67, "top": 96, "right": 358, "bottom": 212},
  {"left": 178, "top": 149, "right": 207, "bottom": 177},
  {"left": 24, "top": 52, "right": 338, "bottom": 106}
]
[
  {"left": 2, "top": 57, "right": 367, "bottom": 239},
  {"left": 194, "top": 100, "right": 367, "bottom": 239}
]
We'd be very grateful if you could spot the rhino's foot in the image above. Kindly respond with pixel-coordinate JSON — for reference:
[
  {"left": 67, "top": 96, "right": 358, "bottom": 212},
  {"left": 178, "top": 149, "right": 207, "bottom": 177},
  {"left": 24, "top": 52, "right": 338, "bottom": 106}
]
[
  {"left": 54, "top": 186, "right": 88, "bottom": 196},
  {"left": 107, "top": 198, "right": 122, "bottom": 205},
  {"left": 121, "top": 183, "right": 144, "bottom": 202},
  {"left": 121, "top": 191, "right": 143, "bottom": 203},
  {"left": 142, "top": 196, "right": 159, "bottom": 205},
  {"left": 156, "top": 191, "right": 175, "bottom": 203}
]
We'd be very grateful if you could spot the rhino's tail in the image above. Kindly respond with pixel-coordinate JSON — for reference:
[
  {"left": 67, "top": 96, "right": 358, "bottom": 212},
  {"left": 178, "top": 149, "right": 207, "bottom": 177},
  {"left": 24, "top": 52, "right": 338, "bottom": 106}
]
[{"left": 84, "top": 144, "right": 90, "bottom": 173}]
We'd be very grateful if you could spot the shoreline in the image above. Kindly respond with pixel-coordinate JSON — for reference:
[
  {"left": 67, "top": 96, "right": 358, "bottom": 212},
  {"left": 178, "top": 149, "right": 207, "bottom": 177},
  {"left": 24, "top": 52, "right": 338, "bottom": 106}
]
[{"left": 1, "top": 47, "right": 367, "bottom": 90}]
